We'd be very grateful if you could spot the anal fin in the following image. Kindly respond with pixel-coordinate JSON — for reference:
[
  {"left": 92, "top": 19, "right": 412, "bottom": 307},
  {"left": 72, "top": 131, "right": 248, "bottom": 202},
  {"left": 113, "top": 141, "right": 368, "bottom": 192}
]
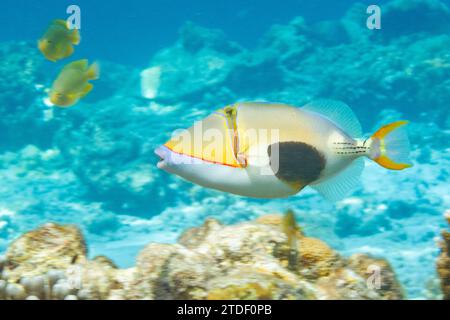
[{"left": 310, "top": 158, "right": 365, "bottom": 202}]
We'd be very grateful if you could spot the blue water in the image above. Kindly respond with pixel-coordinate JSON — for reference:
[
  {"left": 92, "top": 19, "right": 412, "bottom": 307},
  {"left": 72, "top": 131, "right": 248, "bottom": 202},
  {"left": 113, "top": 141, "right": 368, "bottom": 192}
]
[
  {"left": 1, "top": 0, "right": 395, "bottom": 66},
  {"left": 0, "top": 0, "right": 449, "bottom": 299}
]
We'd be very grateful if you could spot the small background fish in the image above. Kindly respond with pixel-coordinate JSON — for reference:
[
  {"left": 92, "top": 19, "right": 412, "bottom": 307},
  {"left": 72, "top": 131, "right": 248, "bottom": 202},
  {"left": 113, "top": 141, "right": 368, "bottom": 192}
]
[
  {"left": 282, "top": 209, "right": 301, "bottom": 271},
  {"left": 38, "top": 19, "right": 80, "bottom": 62},
  {"left": 49, "top": 59, "right": 99, "bottom": 107}
]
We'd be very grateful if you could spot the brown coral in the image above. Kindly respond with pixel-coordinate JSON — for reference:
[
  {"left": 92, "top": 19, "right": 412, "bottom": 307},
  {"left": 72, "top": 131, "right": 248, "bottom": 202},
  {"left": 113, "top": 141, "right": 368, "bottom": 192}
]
[
  {"left": 436, "top": 213, "right": 450, "bottom": 300},
  {"left": 4, "top": 223, "right": 86, "bottom": 283},
  {"left": 0, "top": 215, "right": 405, "bottom": 300},
  {"left": 206, "top": 270, "right": 302, "bottom": 300},
  {"left": 347, "top": 254, "right": 403, "bottom": 300},
  {"left": 298, "top": 237, "right": 341, "bottom": 279}
]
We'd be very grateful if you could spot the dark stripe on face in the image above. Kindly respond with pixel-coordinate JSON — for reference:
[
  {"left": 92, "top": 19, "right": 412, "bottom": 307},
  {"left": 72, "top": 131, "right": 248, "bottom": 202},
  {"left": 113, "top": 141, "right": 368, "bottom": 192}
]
[{"left": 267, "top": 141, "right": 326, "bottom": 185}]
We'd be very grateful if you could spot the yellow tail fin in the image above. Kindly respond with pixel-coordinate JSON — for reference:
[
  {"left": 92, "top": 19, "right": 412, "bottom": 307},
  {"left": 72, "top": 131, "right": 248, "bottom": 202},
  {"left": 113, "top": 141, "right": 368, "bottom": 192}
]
[
  {"left": 369, "top": 120, "right": 412, "bottom": 170},
  {"left": 86, "top": 62, "right": 100, "bottom": 80},
  {"left": 69, "top": 28, "right": 81, "bottom": 45}
]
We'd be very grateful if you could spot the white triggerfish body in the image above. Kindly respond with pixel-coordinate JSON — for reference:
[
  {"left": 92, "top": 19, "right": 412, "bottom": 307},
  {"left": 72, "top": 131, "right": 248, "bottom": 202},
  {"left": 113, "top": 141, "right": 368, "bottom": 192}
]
[{"left": 155, "top": 100, "right": 412, "bottom": 201}]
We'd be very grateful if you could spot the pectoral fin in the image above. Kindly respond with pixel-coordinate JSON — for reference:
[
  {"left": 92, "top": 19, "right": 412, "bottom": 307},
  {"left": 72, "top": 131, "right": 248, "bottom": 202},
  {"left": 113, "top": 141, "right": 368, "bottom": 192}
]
[
  {"left": 80, "top": 83, "right": 93, "bottom": 98},
  {"left": 64, "top": 44, "right": 74, "bottom": 58}
]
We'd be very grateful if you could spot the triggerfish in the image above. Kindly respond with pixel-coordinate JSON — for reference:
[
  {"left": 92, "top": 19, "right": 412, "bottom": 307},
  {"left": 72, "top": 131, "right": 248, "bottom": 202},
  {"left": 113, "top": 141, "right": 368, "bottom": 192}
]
[
  {"left": 155, "top": 101, "right": 412, "bottom": 201},
  {"left": 38, "top": 19, "right": 80, "bottom": 62},
  {"left": 49, "top": 59, "right": 99, "bottom": 107}
]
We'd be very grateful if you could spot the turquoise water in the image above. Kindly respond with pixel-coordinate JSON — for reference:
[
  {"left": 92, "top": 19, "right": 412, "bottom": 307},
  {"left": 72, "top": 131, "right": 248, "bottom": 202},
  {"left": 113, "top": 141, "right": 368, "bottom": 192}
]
[{"left": 0, "top": 0, "right": 449, "bottom": 299}]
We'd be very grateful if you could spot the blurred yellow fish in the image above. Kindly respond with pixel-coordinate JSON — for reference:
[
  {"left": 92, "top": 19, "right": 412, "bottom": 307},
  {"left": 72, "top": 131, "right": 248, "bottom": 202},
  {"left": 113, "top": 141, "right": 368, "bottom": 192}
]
[
  {"left": 282, "top": 209, "right": 300, "bottom": 270},
  {"left": 49, "top": 59, "right": 99, "bottom": 107},
  {"left": 38, "top": 19, "right": 80, "bottom": 62}
]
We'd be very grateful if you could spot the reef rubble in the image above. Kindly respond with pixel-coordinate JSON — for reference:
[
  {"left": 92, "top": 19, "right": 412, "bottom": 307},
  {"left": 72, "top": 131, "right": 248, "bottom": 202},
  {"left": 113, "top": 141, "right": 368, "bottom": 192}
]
[
  {"left": 436, "top": 212, "right": 450, "bottom": 300},
  {"left": 0, "top": 215, "right": 404, "bottom": 300}
]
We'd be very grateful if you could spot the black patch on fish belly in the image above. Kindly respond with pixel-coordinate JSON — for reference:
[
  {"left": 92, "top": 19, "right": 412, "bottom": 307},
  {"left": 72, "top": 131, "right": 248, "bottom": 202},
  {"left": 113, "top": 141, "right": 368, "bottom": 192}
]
[{"left": 267, "top": 142, "right": 326, "bottom": 185}]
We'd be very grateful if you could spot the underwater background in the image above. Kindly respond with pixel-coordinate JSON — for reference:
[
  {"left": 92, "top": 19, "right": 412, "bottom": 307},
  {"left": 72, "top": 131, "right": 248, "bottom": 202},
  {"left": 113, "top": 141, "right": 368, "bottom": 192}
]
[{"left": 0, "top": 0, "right": 449, "bottom": 299}]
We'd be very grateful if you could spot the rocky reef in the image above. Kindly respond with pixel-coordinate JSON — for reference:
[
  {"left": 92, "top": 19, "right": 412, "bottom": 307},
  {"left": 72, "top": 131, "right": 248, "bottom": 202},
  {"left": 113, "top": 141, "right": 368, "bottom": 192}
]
[
  {"left": 141, "top": 0, "right": 450, "bottom": 130},
  {"left": 436, "top": 212, "right": 450, "bottom": 300},
  {"left": 0, "top": 215, "right": 404, "bottom": 300}
]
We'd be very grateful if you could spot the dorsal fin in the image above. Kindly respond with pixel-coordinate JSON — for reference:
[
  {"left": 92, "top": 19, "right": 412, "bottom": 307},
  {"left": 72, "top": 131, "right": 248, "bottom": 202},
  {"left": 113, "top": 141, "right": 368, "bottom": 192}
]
[
  {"left": 67, "top": 59, "right": 89, "bottom": 71},
  {"left": 303, "top": 99, "right": 362, "bottom": 137},
  {"left": 53, "top": 19, "right": 69, "bottom": 28}
]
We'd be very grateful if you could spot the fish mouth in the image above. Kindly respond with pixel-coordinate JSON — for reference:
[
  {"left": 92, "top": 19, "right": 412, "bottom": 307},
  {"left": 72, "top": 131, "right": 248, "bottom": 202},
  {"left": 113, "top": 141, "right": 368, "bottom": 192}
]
[
  {"left": 155, "top": 145, "right": 206, "bottom": 171},
  {"left": 155, "top": 146, "right": 169, "bottom": 169}
]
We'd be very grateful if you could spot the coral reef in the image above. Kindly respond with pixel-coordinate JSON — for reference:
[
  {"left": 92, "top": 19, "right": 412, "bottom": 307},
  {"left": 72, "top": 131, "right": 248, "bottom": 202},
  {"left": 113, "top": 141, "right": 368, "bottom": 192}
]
[
  {"left": 140, "top": 1, "right": 450, "bottom": 129},
  {"left": 0, "top": 223, "right": 119, "bottom": 300},
  {"left": 381, "top": 0, "right": 450, "bottom": 40},
  {"left": 0, "top": 42, "right": 51, "bottom": 150},
  {"left": 436, "top": 212, "right": 450, "bottom": 300},
  {"left": 4, "top": 223, "right": 86, "bottom": 283},
  {"left": 0, "top": 216, "right": 404, "bottom": 300}
]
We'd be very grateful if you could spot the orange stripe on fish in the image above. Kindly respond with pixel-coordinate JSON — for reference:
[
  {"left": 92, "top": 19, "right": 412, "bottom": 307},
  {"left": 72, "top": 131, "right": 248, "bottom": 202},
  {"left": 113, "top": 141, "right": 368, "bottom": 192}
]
[
  {"left": 374, "top": 155, "right": 412, "bottom": 170},
  {"left": 372, "top": 120, "right": 409, "bottom": 139}
]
